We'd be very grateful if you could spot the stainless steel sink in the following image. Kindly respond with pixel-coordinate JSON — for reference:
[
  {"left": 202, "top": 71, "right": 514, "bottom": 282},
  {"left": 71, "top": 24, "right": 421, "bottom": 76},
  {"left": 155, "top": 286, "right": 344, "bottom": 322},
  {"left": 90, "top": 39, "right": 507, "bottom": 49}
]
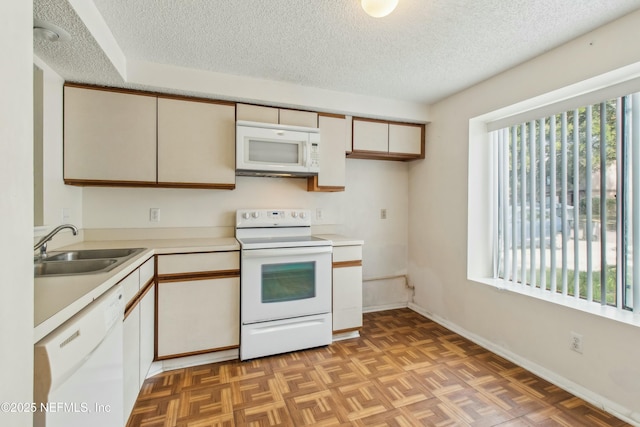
[
  {"left": 34, "top": 248, "right": 145, "bottom": 277},
  {"left": 34, "top": 259, "right": 118, "bottom": 276},
  {"left": 45, "top": 248, "right": 143, "bottom": 261}
]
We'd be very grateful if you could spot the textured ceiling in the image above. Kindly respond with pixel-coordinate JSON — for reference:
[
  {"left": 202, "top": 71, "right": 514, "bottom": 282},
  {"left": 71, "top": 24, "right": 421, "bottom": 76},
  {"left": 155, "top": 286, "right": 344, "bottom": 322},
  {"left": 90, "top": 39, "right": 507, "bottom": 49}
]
[{"left": 34, "top": 0, "right": 640, "bottom": 105}]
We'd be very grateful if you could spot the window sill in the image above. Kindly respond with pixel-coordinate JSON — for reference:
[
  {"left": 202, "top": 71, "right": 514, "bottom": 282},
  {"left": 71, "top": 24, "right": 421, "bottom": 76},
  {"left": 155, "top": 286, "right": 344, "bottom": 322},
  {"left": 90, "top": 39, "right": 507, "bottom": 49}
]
[{"left": 470, "top": 277, "right": 640, "bottom": 329}]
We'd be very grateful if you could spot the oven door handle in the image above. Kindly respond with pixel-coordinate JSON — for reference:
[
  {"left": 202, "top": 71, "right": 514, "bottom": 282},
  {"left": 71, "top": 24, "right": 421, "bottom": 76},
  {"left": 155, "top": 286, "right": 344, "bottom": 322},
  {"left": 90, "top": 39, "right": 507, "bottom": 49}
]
[{"left": 242, "top": 246, "right": 332, "bottom": 259}]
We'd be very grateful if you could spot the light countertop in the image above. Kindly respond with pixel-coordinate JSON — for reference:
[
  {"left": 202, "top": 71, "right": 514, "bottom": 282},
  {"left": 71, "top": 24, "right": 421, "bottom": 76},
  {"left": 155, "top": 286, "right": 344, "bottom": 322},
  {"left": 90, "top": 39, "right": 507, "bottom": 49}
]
[
  {"left": 314, "top": 234, "right": 364, "bottom": 246},
  {"left": 34, "top": 237, "right": 239, "bottom": 343}
]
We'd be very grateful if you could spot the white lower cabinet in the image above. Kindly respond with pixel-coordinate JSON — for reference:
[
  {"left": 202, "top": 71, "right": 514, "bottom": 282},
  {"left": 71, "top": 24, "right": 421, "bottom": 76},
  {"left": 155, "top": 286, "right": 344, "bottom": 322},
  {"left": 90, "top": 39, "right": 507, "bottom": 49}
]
[
  {"left": 156, "top": 251, "right": 240, "bottom": 360},
  {"left": 122, "top": 257, "right": 154, "bottom": 424},
  {"left": 123, "top": 307, "right": 140, "bottom": 420},
  {"left": 332, "top": 245, "right": 363, "bottom": 333},
  {"left": 139, "top": 286, "right": 155, "bottom": 385}
]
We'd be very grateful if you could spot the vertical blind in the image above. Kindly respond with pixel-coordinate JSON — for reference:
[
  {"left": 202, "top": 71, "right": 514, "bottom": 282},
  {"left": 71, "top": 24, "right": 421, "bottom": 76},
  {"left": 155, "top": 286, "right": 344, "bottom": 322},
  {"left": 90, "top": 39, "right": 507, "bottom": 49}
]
[{"left": 493, "top": 92, "right": 640, "bottom": 313}]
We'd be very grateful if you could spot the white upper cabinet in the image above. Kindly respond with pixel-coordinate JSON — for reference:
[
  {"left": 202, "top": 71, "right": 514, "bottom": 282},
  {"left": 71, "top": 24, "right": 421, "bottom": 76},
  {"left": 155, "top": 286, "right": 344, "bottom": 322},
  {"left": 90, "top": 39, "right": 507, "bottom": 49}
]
[
  {"left": 157, "top": 98, "right": 235, "bottom": 188},
  {"left": 236, "top": 103, "right": 279, "bottom": 124},
  {"left": 389, "top": 123, "right": 423, "bottom": 155},
  {"left": 350, "top": 117, "right": 425, "bottom": 160},
  {"left": 308, "top": 114, "right": 347, "bottom": 191},
  {"left": 64, "top": 85, "right": 237, "bottom": 189},
  {"left": 237, "top": 103, "right": 318, "bottom": 128},
  {"left": 64, "top": 86, "right": 157, "bottom": 184},
  {"left": 353, "top": 119, "right": 389, "bottom": 153},
  {"left": 279, "top": 109, "right": 318, "bottom": 128}
]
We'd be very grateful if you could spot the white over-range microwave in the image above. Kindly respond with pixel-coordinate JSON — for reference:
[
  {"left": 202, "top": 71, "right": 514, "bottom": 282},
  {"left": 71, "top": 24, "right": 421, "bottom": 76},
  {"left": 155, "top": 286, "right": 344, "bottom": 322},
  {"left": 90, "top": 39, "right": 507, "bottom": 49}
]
[{"left": 236, "top": 120, "right": 320, "bottom": 177}]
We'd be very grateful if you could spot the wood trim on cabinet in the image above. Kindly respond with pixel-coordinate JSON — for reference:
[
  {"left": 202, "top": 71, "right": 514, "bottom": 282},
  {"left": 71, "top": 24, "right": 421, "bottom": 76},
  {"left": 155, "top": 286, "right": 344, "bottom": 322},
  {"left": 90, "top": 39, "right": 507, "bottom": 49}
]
[
  {"left": 333, "top": 260, "right": 362, "bottom": 268},
  {"left": 347, "top": 150, "right": 421, "bottom": 161},
  {"left": 155, "top": 182, "right": 236, "bottom": 190},
  {"left": 317, "top": 112, "right": 346, "bottom": 119},
  {"left": 306, "top": 176, "right": 345, "bottom": 192},
  {"left": 237, "top": 101, "right": 318, "bottom": 117},
  {"left": 421, "top": 124, "right": 426, "bottom": 159},
  {"left": 64, "top": 178, "right": 159, "bottom": 187},
  {"left": 65, "top": 178, "right": 236, "bottom": 190},
  {"left": 124, "top": 278, "right": 156, "bottom": 320},
  {"left": 154, "top": 257, "right": 159, "bottom": 361},
  {"left": 155, "top": 345, "right": 239, "bottom": 361},
  {"left": 156, "top": 269, "right": 240, "bottom": 283},
  {"left": 64, "top": 82, "right": 235, "bottom": 107},
  {"left": 352, "top": 116, "right": 389, "bottom": 125}
]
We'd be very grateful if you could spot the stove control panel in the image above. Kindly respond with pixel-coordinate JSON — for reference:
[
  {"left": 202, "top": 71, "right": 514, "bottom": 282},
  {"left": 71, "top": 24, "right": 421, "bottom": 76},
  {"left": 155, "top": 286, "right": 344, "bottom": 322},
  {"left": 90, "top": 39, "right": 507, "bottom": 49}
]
[{"left": 236, "top": 209, "right": 311, "bottom": 228}]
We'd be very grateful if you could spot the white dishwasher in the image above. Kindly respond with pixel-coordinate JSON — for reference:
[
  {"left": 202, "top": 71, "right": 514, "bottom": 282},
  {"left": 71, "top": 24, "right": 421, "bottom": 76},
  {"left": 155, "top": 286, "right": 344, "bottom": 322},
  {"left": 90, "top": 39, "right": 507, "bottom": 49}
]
[{"left": 34, "top": 285, "right": 124, "bottom": 427}]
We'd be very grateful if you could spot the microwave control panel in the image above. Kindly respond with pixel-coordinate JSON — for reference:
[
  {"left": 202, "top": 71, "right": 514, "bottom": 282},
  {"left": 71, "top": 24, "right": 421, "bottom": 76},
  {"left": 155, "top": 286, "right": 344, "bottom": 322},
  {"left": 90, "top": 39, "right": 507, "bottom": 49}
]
[{"left": 310, "top": 143, "right": 320, "bottom": 168}]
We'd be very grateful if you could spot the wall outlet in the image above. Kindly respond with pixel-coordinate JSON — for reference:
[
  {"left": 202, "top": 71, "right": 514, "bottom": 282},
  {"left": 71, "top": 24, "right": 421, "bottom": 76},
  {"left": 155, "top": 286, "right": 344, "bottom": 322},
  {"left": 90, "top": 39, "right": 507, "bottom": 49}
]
[
  {"left": 380, "top": 208, "right": 387, "bottom": 219},
  {"left": 570, "top": 332, "right": 583, "bottom": 354},
  {"left": 316, "top": 208, "right": 323, "bottom": 220},
  {"left": 61, "top": 208, "right": 70, "bottom": 223},
  {"left": 149, "top": 208, "right": 161, "bottom": 223}
]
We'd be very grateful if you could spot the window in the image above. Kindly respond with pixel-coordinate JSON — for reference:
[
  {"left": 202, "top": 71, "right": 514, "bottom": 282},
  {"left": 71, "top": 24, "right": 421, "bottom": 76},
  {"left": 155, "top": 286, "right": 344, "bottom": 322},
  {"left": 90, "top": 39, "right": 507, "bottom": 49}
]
[{"left": 493, "top": 92, "right": 640, "bottom": 313}]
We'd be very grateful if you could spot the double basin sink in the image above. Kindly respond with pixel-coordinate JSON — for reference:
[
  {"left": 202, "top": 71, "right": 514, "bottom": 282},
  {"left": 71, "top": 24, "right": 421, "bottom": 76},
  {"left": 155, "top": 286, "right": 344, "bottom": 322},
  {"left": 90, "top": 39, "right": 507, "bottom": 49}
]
[{"left": 34, "top": 248, "right": 145, "bottom": 277}]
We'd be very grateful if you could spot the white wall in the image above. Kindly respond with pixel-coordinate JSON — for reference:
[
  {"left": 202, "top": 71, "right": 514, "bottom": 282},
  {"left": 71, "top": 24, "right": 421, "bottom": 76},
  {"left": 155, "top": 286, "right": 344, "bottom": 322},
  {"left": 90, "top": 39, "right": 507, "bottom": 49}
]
[
  {"left": 34, "top": 56, "right": 84, "bottom": 230},
  {"left": 0, "top": 1, "right": 33, "bottom": 426},
  {"left": 409, "top": 10, "right": 640, "bottom": 423}
]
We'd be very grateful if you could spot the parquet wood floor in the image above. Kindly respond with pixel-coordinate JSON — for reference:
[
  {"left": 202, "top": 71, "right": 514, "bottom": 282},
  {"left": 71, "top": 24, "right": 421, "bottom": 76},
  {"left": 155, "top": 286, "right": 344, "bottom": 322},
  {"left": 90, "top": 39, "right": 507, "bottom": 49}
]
[{"left": 127, "top": 309, "right": 629, "bottom": 427}]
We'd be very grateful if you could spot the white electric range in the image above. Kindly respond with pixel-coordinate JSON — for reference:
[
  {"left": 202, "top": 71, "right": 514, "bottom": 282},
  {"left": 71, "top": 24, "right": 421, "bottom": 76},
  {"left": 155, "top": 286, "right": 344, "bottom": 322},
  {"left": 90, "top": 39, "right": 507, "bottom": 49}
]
[{"left": 235, "top": 209, "right": 333, "bottom": 360}]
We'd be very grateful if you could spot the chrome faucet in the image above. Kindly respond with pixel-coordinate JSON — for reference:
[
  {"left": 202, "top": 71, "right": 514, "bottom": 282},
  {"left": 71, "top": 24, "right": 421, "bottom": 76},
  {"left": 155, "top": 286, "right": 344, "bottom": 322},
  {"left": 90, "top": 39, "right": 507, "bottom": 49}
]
[{"left": 34, "top": 224, "right": 78, "bottom": 259}]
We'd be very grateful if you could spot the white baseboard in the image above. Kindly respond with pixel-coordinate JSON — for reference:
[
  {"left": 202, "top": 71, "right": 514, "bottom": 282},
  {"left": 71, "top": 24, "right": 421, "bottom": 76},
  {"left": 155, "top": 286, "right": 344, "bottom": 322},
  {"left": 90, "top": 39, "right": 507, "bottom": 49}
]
[
  {"left": 145, "top": 349, "right": 239, "bottom": 378},
  {"left": 407, "top": 302, "right": 640, "bottom": 426},
  {"left": 332, "top": 330, "right": 360, "bottom": 341},
  {"left": 363, "top": 302, "right": 408, "bottom": 313}
]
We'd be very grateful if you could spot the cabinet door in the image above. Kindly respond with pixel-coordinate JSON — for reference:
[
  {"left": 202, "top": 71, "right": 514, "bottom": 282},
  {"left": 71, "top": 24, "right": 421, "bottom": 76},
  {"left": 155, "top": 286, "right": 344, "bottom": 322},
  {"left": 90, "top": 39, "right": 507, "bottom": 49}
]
[
  {"left": 333, "top": 266, "right": 363, "bottom": 331},
  {"left": 64, "top": 86, "right": 157, "bottom": 183},
  {"left": 236, "top": 103, "right": 278, "bottom": 123},
  {"left": 139, "top": 286, "right": 155, "bottom": 384},
  {"left": 389, "top": 123, "right": 423, "bottom": 156},
  {"left": 279, "top": 109, "right": 318, "bottom": 128},
  {"left": 353, "top": 119, "right": 388, "bottom": 152},
  {"left": 308, "top": 115, "right": 346, "bottom": 191},
  {"left": 157, "top": 98, "right": 235, "bottom": 187},
  {"left": 123, "top": 307, "right": 140, "bottom": 421},
  {"left": 332, "top": 245, "right": 363, "bottom": 332},
  {"left": 157, "top": 277, "right": 239, "bottom": 358}
]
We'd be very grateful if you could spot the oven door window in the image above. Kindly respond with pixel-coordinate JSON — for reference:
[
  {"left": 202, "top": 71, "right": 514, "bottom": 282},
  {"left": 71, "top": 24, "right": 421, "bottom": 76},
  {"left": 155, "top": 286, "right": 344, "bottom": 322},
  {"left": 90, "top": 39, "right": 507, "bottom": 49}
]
[{"left": 261, "top": 261, "right": 315, "bottom": 303}]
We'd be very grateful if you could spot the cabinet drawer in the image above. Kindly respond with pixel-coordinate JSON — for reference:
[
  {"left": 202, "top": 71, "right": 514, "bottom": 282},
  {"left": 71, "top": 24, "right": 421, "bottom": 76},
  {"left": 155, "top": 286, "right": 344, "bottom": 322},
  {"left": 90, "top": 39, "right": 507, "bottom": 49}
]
[
  {"left": 139, "top": 257, "right": 154, "bottom": 285},
  {"left": 121, "top": 270, "right": 140, "bottom": 306},
  {"left": 157, "top": 251, "right": 239, "bottom": 275},
  {"left": 333, "top": 246, "right": 362, "bottom": 263}
]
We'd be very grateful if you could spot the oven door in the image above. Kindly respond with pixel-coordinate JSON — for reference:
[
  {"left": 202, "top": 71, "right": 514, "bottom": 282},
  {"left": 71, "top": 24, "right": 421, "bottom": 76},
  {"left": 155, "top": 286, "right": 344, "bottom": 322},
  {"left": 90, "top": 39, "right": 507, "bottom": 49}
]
[{"left": 241, "top": 245, "right": 332, "bottom": 324}]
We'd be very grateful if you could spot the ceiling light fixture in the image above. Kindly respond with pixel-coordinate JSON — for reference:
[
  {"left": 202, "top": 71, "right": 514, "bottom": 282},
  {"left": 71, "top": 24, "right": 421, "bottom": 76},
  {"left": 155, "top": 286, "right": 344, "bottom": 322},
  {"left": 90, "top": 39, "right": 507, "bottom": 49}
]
[
  {"left": 361, "top": 0, "right": 399, "bottom": 18},
  {"left": 33, "top": 19, "right": 71, "bottom": 42}
]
